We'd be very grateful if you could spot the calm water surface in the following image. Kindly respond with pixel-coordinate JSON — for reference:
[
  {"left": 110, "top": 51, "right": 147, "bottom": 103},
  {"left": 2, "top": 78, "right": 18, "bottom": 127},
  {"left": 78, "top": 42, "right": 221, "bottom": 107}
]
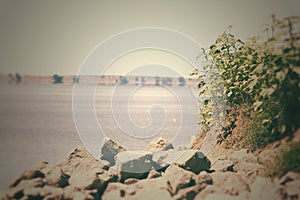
[{"left": 0, "top": 84, "right": 199, "bottom": 190}]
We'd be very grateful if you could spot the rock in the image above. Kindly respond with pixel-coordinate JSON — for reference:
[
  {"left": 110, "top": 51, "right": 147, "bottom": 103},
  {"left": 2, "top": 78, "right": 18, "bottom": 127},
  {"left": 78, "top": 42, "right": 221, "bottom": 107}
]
[
  {"left": 196, "top": 172, "right": 250, "bottom": 199},
  {"left": 210, "top": 159, "right": 234, "bottom": 172},
  {"left": 194, "top": 171, "right": 213, "bottom": 186},
  {"left": 100, "top": 137, "right": 126, "bottom": 166},
  {"left": 174, "top": 145, "right": 187, "bottom": 151},
  {"left": 201, "top": 193, "right": 244, "bottom": 200},
  {"left": 59, "top": 146, "right": 108, "bottom": 176},
  {"left": 284, "top": 180, "right": 300, "bottom": 198},
  {"left": 164, "top": 164, "right": 196, "bottom": 195},
  {"left": 23, "top": 186, "right": 63, "bottom": 200},
  {"left": 68, "top": 167, "right": 117, "bottom": 191},
  {"left": 175, "top": 150, "right": 211, "bottom": 174},
  {"left": 43, "top": 165, "right": 69, "bottom": 188},
  {"left": 145, "top": 137, "right": 174, "bottom": 152},
  {"left": 9, "top": 162, "right": 48, "bottom": 187},
  {"left": 173, "top": 185, "right": 203, "bottom": 200},
  {"left": 102, "top": 182, "right": 134, "bottom": 199},
  {"left": 278, "top": 171, "right": 300, "bottom": 185},
  {"left": 4, "top": 177, "right": 46, "bottom": 199},
  {"left": 103, "top": 165, "right": 199, "bottom": 199},
  {"left": 63, "top": 186, "right": 98, "bottom": 200},
  {"left": 147, "top": 170, "right": 161, "bottom": 179},
  {"left": 216, "top": 154, "right": 227, "bottom": 160},
  {"left": 230, "top": 149, "right": 248, "bottom": 160},
  {"left": 152, "top": 150, "right": 211, "bottom": 174},
  {"left": 115, "top": 151, "right": 153, "bottom": 181},
  {"left": 230, "top": 148, "right": 257, "bottom": 163},
  {"left": 17, "top": 177, "right": 45, "bottom": 189},
  {"left": 152, "top": 150, "right": 184, "bottom": 170},
  {"left": 249, "top": 176, "right": 281, "bottom": 200},
  {"left": 257, "top": 148, "right": 279, "bottom": 169},
  {"left": 102, "top": 178, "right": 173, "bottom": 200},
  {"left": 292, "top": 129, "right": 300, "bottom": 142},
  {"left": 234, "top": 161, "right": 268, "bottom": 183},
  {"left": 124, "top": 178, "right": 139, "bottom": 185}
]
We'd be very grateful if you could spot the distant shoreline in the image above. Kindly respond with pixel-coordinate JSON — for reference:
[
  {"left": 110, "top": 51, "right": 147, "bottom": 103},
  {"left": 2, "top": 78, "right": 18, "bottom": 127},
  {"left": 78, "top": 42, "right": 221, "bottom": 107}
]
[{"left": 0, "top": 74, "right": 199, "bottom": 87}]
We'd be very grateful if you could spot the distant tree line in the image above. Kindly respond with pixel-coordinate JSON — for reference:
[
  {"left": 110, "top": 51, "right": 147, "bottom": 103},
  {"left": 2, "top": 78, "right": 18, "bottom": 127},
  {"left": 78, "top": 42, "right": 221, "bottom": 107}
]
[{"left": 8, "top": 73, "right": 22, "bottom": 84}]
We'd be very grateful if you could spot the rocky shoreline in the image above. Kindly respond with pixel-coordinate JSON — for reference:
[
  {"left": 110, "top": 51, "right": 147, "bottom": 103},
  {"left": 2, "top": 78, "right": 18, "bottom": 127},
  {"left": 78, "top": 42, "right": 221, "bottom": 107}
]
[{"left": 1, "top": 136, "right": 299, "bottom": 200}]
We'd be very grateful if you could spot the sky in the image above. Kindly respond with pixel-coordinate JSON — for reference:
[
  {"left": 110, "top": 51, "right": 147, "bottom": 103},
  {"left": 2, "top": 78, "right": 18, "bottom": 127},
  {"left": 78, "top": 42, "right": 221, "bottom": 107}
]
[{"left": 0, "top": 0, "right": 299, "bottom": 77}]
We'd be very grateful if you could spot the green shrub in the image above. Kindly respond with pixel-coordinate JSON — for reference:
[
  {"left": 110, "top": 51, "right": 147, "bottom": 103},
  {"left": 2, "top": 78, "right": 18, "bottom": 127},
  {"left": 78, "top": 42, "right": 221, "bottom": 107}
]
[
  {"left": 193, "top": 16, "right": 300, "bottom": 150},
  {"left": 278, "top": 142, "right": 300, "bottom": 173},
  {"left": 244, "top": 112, "right": 280, "bottom": 151}
]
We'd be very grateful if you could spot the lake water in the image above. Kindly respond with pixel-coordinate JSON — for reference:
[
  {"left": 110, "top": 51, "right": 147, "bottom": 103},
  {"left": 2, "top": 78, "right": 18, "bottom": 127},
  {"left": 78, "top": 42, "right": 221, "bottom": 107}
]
[{"left": 0, "top": 84, "right": 199, "bottom": 190}]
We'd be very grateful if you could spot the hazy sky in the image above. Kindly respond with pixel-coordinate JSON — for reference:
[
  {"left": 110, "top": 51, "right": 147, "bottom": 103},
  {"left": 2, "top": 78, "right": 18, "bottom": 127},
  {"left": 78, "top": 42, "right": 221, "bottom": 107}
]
[{"left": 0, "top": 0, "right": 299, "bottom": 76}]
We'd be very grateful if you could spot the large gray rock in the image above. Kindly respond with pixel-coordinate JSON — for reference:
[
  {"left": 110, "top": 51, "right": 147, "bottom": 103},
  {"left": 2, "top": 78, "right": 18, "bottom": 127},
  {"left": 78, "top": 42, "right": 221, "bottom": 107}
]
[
  {"left": 145, "top": 137, "right": 174, "bottom": 152},
  {"left": 100, "top": 137, "right": 126, "bottom": 166},
  {"left": 115, "top": 151, "right": 153, "bottom": 181}
]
